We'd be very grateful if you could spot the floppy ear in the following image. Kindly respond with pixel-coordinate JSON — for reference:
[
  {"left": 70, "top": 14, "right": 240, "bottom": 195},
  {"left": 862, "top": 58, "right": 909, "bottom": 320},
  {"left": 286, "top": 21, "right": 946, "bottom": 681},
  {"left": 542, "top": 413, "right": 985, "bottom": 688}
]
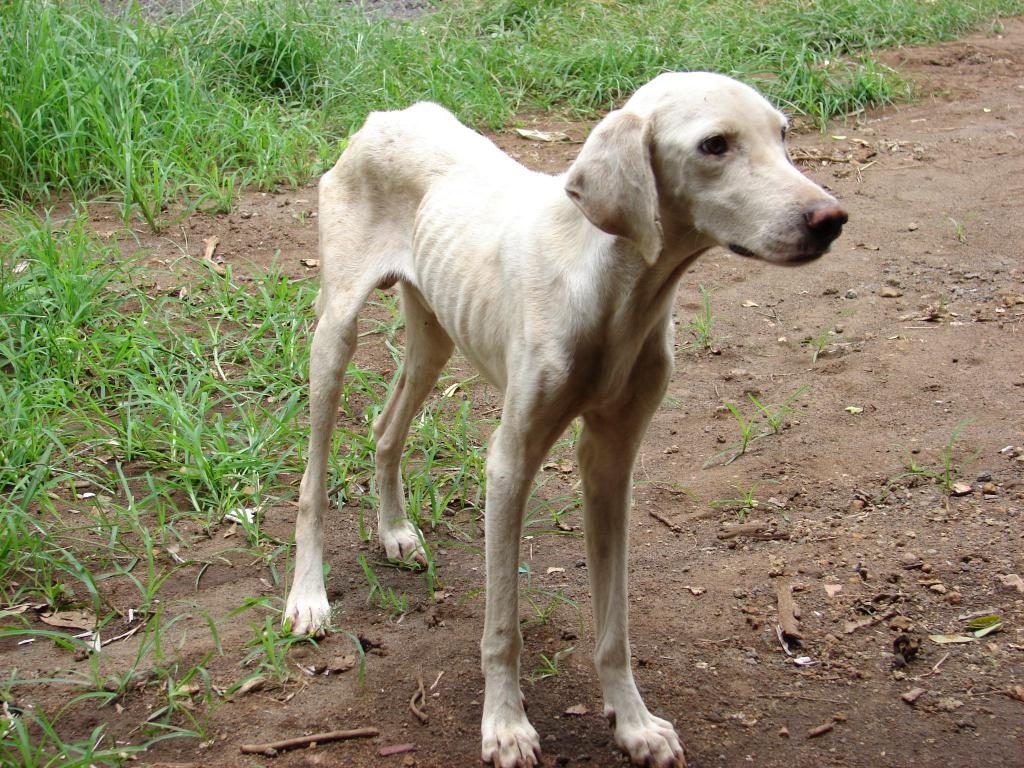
[{"left": 565, "top": 110, "right": 663, "bottom": 266}]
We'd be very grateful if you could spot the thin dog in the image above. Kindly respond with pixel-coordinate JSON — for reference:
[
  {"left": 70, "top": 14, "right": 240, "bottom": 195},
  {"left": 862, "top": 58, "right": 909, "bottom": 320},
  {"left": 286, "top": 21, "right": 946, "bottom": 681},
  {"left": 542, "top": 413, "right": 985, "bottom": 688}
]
[{"left": 285, "top": 72, "right": 847, "bottom": 768}]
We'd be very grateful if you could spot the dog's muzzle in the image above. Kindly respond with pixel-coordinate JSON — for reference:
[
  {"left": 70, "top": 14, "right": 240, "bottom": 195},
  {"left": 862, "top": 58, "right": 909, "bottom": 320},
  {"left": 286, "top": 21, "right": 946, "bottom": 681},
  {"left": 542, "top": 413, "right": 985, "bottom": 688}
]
[{"left": 729, "top": 203, "right": 848, "bottom": 263}]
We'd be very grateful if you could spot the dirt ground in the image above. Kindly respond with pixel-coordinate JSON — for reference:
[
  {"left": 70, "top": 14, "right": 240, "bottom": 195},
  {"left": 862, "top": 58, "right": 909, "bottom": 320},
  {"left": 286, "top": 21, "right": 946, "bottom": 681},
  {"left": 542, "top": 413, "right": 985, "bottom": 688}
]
[{"left": 5, "top": 18, "right": 1024, "bottom": 768}]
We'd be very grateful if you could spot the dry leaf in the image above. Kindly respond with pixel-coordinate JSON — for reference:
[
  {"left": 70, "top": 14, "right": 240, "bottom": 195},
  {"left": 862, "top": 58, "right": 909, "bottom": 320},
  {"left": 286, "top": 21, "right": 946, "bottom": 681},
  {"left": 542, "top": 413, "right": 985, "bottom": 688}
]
[
  {"left": 301, "top": 258, "right": 320, "bottom": 268},
  {"left": 514, "top": 128, "right": 570, "bottom": 143},
  {"left": 928, "top": 634, "right": 976, "bottom": 645},
  {"left": 39, "top": 609, "right": 97, "bottom": 630},
  {"left": 234, "top": 676, "right": 267, "bottom": 697},
  {"left": 741, "top": 300, "right": 759, "bottom": 308}
]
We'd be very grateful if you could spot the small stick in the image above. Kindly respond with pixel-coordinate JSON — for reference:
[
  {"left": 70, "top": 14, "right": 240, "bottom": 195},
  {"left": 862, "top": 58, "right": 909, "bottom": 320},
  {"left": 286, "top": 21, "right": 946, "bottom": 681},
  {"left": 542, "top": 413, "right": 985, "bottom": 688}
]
[
  {"left": 379, "top": 743, "right": 417, "bottom": 757},
  {"left": 240, "top": 727, "right": 379, "bottom": 756},
  {"left": 843, "top": 608, "right": 896, "bottom": 635},
  {"left": 807, "top": 721, "right": 834, "bottom": 738},
  {"left": 649, "top": 509, "right": 682, "bottom": 533},
  {"left": 913, "top": 651, "right": 951, "bottom": 681},
  {"left": 718, "top": 520, "right": 766, "bottom": 540},
  {"left": 410, "top": 676, "right": 428, "bottom": 724}
]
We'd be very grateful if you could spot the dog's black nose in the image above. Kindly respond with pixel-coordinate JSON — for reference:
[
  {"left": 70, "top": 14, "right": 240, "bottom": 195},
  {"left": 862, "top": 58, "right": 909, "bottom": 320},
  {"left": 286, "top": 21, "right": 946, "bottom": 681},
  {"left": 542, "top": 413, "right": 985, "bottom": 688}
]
[{"left": 804, "top": 204, "right": 848, "bottom": 247}]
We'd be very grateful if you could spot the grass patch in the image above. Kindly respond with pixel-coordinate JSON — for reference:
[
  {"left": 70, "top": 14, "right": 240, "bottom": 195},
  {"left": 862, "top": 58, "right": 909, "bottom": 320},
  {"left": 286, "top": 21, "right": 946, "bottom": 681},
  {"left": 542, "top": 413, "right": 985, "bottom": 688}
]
[{"left": 3, "top": 0, "right": 1022, "bottom": 222}]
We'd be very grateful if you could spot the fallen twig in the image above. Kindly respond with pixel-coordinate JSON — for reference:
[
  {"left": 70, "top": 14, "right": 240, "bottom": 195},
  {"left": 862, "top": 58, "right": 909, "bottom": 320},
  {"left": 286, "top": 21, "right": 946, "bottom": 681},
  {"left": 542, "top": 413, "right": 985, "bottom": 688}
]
[
  {"left": 717, "top": 520, "right": 789, "bottom": 541},
  {"left": 410, "top": 676, "right": 428, "bottom": 724},
  {"left": 718, "top": 520, "right": 767, "bottom": 539},
  {"left": 807, "top": 721, "right": 834, "bottom": 738},
  {"left": 240, "top": 728, "right": 379, "bottom": 756},
  {"left": 912, "top": 651, "right": 951, "bottom": 681},
  {"left": 649, "top": 509, "right": 682, "bottom": 533},
  {"left": 429, "top": 670, "right": 445, "bottom": 691},
  {"left": 379, "top": 743, "right": 417, "bottom": 757},
  {"left": 843, "top": 609, "right": 896, "bottom": 634},
  {"left": 99, "top": 622, "right": 144, "bottom": 647}
]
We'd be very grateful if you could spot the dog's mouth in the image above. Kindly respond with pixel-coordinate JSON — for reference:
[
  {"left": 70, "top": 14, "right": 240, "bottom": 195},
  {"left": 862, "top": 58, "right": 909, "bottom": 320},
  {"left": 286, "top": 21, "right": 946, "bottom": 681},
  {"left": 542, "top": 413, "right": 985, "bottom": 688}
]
[{"left": 728, "top": 242, "right": 828, "bottom": 265}]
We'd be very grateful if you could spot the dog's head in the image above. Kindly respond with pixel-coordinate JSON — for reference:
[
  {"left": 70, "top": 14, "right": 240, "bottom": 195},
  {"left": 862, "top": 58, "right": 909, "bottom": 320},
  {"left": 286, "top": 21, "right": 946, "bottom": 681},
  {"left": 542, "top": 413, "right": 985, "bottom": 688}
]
[{"left": 565, "top": 72, "right": 847, "bottom": 267}]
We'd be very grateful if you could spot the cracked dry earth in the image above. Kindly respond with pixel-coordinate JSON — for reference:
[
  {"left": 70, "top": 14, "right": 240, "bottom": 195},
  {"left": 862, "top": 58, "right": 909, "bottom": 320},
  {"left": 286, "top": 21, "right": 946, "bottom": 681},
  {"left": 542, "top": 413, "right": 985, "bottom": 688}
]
[{"left": 6, "top": 17, "right": 1024, "bottom": 768}]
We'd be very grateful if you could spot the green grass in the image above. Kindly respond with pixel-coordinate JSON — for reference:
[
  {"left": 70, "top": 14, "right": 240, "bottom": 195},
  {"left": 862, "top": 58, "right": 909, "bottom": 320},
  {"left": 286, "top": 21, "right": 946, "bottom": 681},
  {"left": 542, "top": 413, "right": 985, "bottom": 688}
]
[{"left": 3, "top": 0, "right": 1022, "bottom": 225}]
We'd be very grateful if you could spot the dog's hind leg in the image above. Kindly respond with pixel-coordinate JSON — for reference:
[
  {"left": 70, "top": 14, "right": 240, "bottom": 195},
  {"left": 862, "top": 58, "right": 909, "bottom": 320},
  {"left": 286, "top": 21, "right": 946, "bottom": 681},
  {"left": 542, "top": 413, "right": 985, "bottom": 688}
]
[
  {"left": 372, "top": 283, "right": 454, "bottom": 563},
  {"left": 578, "top": 333, "right": 686, "bottom": 768}
]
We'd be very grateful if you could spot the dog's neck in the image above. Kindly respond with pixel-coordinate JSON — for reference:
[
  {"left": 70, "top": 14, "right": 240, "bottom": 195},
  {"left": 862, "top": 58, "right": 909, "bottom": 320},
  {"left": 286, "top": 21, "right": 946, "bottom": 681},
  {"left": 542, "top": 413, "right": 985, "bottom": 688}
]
[{"left": 548, "top": 199, "right": 711, "bottom": 404}]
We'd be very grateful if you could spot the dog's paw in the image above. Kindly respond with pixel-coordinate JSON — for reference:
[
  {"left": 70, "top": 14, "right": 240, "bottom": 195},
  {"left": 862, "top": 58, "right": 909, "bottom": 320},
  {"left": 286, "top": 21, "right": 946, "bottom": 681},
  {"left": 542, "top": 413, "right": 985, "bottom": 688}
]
[
  {"left": 609, "top": 708, "right": 686, "bottom": 768},
  {"left": 481, "top": 713, "right": 541, "bottom": 768},
  {"left": 283, "top": 585, "right": 332, "bottom": 637},
  {"left": 380, "top": 520, "right": 427, "bottom": 567}
]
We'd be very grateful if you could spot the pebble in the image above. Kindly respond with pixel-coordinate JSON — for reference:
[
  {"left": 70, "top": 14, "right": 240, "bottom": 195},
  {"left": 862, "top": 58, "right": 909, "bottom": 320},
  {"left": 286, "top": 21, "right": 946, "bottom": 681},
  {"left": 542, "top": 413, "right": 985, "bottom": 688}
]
[
  {"left": 879, "top": 286, "right": 903, "bottom": 298},
  {"left": 901, "top": 551, "right": 922, "bottom": 566},
  {"left": 951, "top": 482, "right": 973, "bottom": 496},
  {"left": 845, "top": 289, "right": 858, "bottom": 299},
  {"left": 901, "top": 687, "right": 926, "bottom": 704}
]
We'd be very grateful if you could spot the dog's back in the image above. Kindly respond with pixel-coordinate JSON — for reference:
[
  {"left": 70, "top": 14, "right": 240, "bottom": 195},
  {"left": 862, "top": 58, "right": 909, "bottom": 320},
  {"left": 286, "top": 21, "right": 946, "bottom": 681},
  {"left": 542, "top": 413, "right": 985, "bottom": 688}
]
[
  {"left": 316, "top": 102, "right": 520, "bottom": 308},
  {"left": 327, "top": 102, "right": 509, "bottom": 213}
]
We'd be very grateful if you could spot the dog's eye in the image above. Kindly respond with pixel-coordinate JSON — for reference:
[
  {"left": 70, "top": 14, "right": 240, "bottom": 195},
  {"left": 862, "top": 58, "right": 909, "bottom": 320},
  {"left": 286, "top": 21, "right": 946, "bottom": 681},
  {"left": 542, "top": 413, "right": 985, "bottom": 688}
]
[{"left": 699, "top": 135, "right": 729, "bottom": 156}]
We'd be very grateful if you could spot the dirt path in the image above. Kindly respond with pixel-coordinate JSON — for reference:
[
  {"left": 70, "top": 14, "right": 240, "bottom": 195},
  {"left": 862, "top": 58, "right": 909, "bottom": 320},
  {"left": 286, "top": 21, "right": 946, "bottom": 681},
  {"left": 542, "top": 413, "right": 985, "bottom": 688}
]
[{"left": 8, "top": 18, "right": 1024, "bottom": 768}]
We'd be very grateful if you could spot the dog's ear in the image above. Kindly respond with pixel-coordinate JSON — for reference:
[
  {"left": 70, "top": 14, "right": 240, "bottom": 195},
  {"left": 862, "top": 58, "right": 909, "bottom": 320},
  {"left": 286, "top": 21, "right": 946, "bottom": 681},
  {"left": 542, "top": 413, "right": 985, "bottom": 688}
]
[{"left": 565, "top": 110, "right": 662, "bottom": 266}]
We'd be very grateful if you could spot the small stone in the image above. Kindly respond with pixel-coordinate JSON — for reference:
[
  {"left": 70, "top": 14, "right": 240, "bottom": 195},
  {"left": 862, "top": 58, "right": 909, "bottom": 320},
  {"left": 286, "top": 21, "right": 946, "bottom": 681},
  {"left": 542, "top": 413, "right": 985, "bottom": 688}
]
[
  {"left": 890, "top": 616, "right": 914, "bottom": 631},
  {"left": 929, "top": 583, "right": 948, "bottom": 595},
  {"left": 908, "top": 222, "right": 919, "bottom": 231},
  {"left": 946, "top": 591, "right": 962, "bottom": 605},
  {"left": 982, "top": 482, "right": 998, "bottom": 494},
  {"left": 879, "top": 286, "right": 903, "bottom": 298},
  {"left": 901, "top": 687, "right": 926, "bottom": 705},
  {"left": 778, "top": 726, "right": 790, "bottom": 738},
  {"left": 921, "top": 563, "right": 933, "bottom": 573},
  {"left": 950, "top": 482, "right": 973, "bottom": 497},
  {"left": 845, "top": 289, "right": 858, "bottom": 299},
  {"left": 998, "top": 573, "right": 1024, "bottom": 594},
  {"left": 901, "top": 551, "right": 923, "bottom": 567}
]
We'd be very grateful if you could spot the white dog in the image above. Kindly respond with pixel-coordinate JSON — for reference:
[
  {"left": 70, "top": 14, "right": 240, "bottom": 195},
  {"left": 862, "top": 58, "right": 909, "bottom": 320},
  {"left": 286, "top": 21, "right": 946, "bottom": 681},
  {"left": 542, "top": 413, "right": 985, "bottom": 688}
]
[{"left": 285, "top": 72, "right": 846, "bottom": 768}]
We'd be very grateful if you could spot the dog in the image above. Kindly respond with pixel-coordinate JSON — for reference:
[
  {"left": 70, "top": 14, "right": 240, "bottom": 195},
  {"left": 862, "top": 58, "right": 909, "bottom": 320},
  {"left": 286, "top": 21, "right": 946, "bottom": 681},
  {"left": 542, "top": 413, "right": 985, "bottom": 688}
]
[{"left": 284, "top": 71, "right": 846, "bottom": 768}]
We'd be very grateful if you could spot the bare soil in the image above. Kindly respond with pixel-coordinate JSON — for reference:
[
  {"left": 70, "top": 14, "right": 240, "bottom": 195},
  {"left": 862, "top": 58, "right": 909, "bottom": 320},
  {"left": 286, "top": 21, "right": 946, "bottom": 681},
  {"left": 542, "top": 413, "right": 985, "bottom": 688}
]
[{"left": 5, "top": 19, "right": 1024, "bottom": 768}]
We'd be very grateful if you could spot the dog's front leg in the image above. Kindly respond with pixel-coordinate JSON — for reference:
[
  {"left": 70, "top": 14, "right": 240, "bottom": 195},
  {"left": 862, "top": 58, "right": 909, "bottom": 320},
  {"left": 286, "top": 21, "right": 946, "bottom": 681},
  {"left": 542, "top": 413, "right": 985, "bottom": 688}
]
[
  {"left": 480, "top": 418, "right": 558, "bottom": 768},
  {"left": 285, "top": 311, "right": 357, "bottom": 636},
  {"left": 578, "top": 345, "right": 686, "bottom": 768}
]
